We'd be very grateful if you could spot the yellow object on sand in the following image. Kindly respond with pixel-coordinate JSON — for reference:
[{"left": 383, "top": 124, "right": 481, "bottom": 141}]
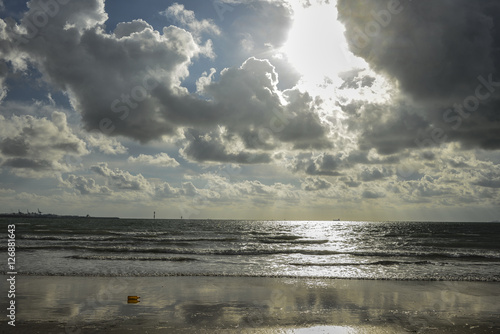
[
  {"left": 127, "top": 299, "right": 140, "bottom": 304},
  {"left": 127, "top": 296, "right": 140, "bottom": 303}
]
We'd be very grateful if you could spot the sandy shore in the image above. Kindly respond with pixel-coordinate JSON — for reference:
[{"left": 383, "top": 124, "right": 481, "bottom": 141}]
[{"left": 1, "top": 275, "right": 499, "bottom": 333}]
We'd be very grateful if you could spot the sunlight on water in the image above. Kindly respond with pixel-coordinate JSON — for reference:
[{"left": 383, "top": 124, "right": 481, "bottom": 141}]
[{"left": 1, "top": 218, "right": 500, "bottom": 281}]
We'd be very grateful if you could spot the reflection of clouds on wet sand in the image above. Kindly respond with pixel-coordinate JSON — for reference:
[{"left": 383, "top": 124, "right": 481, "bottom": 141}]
[{"left": 7, "top": 276, "right": 500, "bottom": 332}]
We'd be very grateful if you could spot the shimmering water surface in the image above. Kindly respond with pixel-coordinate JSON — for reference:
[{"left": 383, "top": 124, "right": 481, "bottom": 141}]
[{"left": 2, "top": 218, "right": 500, "bottom": 280}]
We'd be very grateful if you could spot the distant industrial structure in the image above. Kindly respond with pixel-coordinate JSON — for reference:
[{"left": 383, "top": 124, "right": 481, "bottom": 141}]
[{"left": 0, "top": 210, "right": 118, "bottom": 219}]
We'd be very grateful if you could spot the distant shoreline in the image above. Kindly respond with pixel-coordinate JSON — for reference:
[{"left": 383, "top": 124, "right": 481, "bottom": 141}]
[{"left": 0, "top": 213, "right": 119, "bottom": 219}]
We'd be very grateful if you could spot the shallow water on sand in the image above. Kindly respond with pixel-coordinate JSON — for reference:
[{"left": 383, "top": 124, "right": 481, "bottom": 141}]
[{"left": 2, "top": 276, "right": 499, "bottom": 333}]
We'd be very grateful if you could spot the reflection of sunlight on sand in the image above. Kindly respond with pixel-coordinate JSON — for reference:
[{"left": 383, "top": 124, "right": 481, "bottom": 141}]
[
  {"left": 11, "top": 276, "right": 500, "bottom": 332},
  {"left": 290, "top": 325, "right": 392, "bottom": 333}
]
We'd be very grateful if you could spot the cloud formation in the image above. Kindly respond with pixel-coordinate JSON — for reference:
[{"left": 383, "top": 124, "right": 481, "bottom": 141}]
[
  {"left": 337, "top": 0, "right": 500, "bottom": 152},
  {"left": 128, "top": 153, "right": 179, "bottom": 167},
  {"left": 301, "top": 177, "right": 332, "bottom": 191},
  {"left": 1, "top": 0, "right": 212, "bottom": 141},
  {"left": 0, "top": 0, "right": 499, "bottom": 220},
  {"left": 0, "top": 111, "right": 87, "bottom": 176},
  {"left": 0, "top": 61, "right": 7, "bottom": 102},
  {"left": 90, "top": 163, "right": 153, "bottom": 192},
  {"left": 0, "top": 0, "right": 331, "bottom": 163},
  {"left": 63, "top": 175, "right": 111, "bottom": 195},
  {"left": 161, "top": 3, "right": 221, "bottom": 40}
]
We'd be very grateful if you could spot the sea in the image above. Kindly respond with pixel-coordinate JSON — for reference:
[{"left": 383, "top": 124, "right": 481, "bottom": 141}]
[{"left": 2, "top": 218, "right": 500, "bottom": 281}]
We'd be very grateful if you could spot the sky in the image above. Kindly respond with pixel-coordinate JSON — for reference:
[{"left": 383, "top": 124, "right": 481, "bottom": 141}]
[{"left": 0, "top": 0, "right": 499, "bottom": 221}]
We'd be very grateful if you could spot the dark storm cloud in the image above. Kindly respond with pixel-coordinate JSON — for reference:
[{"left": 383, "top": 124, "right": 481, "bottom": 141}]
[{"left": 337, "top": 0, "right": 500, "bottom": 152}]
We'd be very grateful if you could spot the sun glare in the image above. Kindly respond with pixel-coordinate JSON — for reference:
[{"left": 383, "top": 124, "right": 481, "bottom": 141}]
[{"left": 282, "top": 2, "right": 364, "bottom": 84}]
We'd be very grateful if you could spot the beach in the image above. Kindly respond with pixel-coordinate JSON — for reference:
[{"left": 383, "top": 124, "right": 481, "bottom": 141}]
[
  {"left": 1, "top": 275, "right": 499, "bottom": 333},
  {"left": 2, "top": 219, "right": 500, "bottom": 332}
]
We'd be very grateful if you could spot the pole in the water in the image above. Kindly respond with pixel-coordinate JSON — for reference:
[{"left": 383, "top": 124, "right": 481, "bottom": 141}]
[{"left": 154, "top": 211, "right": 155, "bottom": 219}]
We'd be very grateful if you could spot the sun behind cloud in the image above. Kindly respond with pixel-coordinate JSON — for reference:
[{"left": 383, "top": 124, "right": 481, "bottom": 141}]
[{"left": 281, "top": 1, "right": 365, "bottom": 85}]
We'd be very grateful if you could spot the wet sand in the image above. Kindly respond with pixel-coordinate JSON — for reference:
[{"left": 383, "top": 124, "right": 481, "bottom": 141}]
[{"left": 1, "top": 275, "right": 499, "bottom": 333}]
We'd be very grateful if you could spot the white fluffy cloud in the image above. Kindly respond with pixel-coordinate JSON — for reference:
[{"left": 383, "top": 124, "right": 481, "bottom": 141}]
[
  {"left": 161, "top": 3, "right": 220, "bottom": 40},
  {"left": 90, "top": 163, "right": 154, "bottom": 192},
  {"left": 85, "top": 132, "right": 127, "bottom": 155},
  {"left": 62, "top": 175, "right": 111, "bottom": 195}
]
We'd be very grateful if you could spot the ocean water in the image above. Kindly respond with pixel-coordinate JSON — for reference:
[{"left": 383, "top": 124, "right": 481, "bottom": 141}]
[{"left": 1, "top": 218, "right": 500, "bottom": 281}]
